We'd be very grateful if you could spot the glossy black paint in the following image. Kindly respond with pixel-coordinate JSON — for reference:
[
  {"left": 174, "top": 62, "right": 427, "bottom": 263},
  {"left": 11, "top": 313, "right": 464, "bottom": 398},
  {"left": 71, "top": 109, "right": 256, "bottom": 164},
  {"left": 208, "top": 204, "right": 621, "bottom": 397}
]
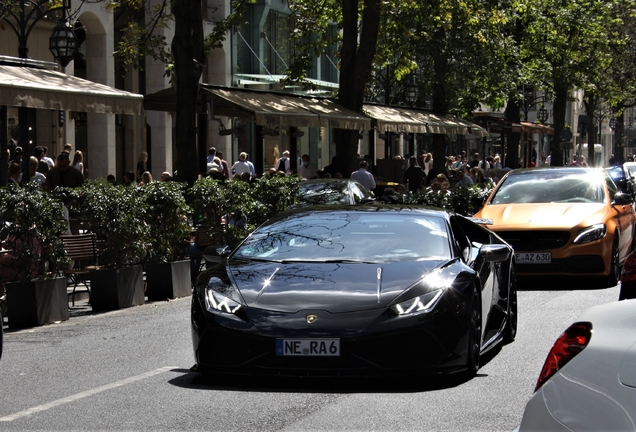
[
  {"left": 191, "top": 206, "right": 515, "bottom": 377},
  {"left": 296, "top": 179, "right": 373, "bottom": 206}
]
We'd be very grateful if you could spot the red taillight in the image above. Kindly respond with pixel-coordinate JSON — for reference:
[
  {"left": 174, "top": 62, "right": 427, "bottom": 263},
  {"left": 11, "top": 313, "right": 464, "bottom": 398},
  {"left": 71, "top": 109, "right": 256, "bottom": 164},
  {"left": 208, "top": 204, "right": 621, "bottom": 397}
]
[
  {"left": 535, "top": 322, "right": 592, "bottom": 392},
  {"left": 621, "top": 253, "right": 636, "bottom": 284}
]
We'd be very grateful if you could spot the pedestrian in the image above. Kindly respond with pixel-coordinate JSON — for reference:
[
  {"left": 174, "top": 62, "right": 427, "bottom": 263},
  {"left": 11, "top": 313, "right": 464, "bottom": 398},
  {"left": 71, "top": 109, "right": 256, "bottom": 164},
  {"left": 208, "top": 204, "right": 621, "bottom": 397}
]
[
  {"left": 28, "top": 156, "right": 46, "bottom": 186},
  {"left": 215, "top": 151, "right": 230, "bottom": 178},
  {"left": 206, "top": 147, "right": 216, "bottom": 164},
  {"left": 8, "top": 162, "right": 21, "bottom": 185},
  {"left": 230, "top": 152, "right": 251, "bottom": 178},
  {"left": 9, "top": 146, "right": 22, "bottom": 166},
  {"left": 160, "top": 171, "right": 172, "bottom": 182},
  {"left": 139, "top": 171, "right": 153, "bottom": 184},
  {"left": 123, "top": 171, "right": 136, "bottom": 186},
  {"left": 136, "top": 151, "right": 148, "bottom": 182},
  {"left": 41, "top": 146, "right": 54, "bottom": 168},
  {"left": 33, "top": 146, "right": 49, "bottom": 175},
  {"left": 350, "top": 160, "right": 376, "bottom": 192},
  {"left": 275, "top": 150, "right": 291, "bottom": 175},
  {"left": 63, "top": 143, "right": 72, "bottom": 154},
  {"left": 297, "top": 154, "right": 318, "bottom": 179},
  {"left": 44, "top": 152, "right": 84, "bottom": 190},
  {"left": 404, "top": 156, "right": 425, "bottom": 193},
  {"left": 72, "top": 150, "right": 84, "bottom": 176}
]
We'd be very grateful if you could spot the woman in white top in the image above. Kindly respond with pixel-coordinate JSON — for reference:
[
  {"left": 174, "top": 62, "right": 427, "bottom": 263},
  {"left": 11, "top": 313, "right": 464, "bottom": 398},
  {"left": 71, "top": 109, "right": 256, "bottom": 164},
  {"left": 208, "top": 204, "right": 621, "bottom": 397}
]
[{"left": 72, "top": 150, "right": 84, "bottom": 175}]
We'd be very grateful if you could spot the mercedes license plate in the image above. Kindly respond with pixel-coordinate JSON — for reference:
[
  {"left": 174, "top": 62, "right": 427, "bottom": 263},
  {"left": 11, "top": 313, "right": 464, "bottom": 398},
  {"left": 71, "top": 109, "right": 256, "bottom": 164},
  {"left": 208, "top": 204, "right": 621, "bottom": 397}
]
[
  {"left": 516, "top": 252, "right": 551, "bottom": 264},
  {"left": 276, "top": 339, "right": 340, "bottom": 356}
]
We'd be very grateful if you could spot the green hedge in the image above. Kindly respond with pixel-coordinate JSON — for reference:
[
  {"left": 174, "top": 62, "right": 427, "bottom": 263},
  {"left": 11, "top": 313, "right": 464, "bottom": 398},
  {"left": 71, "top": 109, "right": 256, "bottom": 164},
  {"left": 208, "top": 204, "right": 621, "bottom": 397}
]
[{"left": 1, "top": 175, "right": 491, "bottom": 276}]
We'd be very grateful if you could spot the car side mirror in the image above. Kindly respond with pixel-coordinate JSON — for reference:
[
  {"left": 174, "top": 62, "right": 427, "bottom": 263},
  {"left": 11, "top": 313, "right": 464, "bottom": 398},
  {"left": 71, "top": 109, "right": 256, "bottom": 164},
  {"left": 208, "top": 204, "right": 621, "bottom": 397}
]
[
  {"left": 202, "top": 245, "right": 231, "bottom": 264},
  {"left": 613, "top": 193, "right": 634, "bottom": 206},
  {"left": 479, "top": 244, "right": 511, "bottom": 262}
]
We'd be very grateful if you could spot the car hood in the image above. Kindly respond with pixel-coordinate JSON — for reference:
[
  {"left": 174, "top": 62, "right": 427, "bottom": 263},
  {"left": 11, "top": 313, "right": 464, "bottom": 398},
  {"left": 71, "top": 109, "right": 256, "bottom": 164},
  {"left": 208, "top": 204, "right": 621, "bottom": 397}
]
[
  {"left": 226, "top": 259, "right": 445, "bottom": 313},
  {"left": 478, "top": 202, "right": 609, "bottom": 229}
]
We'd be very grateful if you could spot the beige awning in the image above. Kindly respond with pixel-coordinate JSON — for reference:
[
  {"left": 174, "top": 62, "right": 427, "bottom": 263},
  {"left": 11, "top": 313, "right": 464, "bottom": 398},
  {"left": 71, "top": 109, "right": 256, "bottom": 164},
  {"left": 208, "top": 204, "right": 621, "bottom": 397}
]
[
  {"left": 0, "top": 65, "right": 144, "bottom": 115},
  {"left": 202, "top": 86, "right": 371, "bottom": 131},
  {"left": 363, "top": 104, "right": 489, "bottom": 137}
]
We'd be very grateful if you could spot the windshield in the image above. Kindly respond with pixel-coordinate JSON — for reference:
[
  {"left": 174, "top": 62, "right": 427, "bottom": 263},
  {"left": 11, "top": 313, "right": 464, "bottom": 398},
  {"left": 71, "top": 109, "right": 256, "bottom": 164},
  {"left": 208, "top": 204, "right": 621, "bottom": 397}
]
[
  {"left": 490, "top": 171, "right": 606, "bottom": 204},
  {"left": 233, "top": 212, "right": 451, "bottom": 263}
]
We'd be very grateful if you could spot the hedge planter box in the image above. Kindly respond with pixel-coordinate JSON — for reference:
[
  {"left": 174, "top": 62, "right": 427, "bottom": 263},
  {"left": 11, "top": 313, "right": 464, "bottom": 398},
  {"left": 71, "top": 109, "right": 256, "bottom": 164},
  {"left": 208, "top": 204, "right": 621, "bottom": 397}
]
[
  {"left": 89, "top": 265, "right": 145, "bottom": 312},
  {"left": 6, "top": 277, "right": 69, "bottom": 329},
  {"left": 145, "top": 260, "right": 192, "bottom": 301}
]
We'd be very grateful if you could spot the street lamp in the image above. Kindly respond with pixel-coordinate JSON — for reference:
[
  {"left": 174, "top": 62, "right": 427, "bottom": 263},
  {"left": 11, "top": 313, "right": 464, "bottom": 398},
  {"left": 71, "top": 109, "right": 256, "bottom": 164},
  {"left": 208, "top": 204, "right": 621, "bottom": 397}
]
[
  {"left": 537, "top": 105, "right": 549, "bottom": 124},
  {"left": 2, "top": 0, "right": 79, "bottom": 64},
  {"left": 1, "top": 0, "right": 79, "bottom": 184},
  {"left": 405, "top": 76, "right": 419, "bottom": 106},
  {"left": 49, "top": 17, "right": 79, "bottom": 67}
]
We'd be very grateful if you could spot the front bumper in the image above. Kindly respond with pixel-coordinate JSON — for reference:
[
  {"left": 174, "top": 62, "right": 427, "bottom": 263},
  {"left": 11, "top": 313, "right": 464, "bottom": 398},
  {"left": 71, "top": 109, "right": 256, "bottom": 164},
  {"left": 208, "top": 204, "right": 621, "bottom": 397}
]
[{"left": 190, "top": 292, "right": 472, "bottom": 377}]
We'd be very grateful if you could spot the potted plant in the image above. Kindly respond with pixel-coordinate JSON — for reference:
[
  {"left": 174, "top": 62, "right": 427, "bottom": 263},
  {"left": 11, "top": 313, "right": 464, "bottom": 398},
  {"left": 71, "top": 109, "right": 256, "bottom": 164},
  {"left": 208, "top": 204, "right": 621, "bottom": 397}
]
[
  {"left": 72, "top": 180, "right": 149, "bottom": 312},
  {"left": 142, "top": 181, "right": 193, "bottom": 300},
  {"left": 0, "top": 183, "right": 70, "bottom": 328}
]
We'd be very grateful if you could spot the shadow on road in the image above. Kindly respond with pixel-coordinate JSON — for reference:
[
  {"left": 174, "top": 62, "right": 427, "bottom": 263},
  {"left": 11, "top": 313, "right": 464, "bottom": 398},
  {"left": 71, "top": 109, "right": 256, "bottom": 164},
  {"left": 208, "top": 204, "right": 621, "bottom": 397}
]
[{"left": 167, "top": 366, "right": 490, "bottom": 393}]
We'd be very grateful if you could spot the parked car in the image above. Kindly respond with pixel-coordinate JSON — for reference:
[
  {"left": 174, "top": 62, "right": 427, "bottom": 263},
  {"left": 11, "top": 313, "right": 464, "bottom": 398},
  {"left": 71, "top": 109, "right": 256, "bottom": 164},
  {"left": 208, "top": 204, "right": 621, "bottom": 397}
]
[
  {"left": 605, "top": 165, "right": 635, "bottom": 198},
  {"left": 474, "top": 167, "right": 636, "bottom": 285},
  {"left": 623, "top": 161, "right": 636, "bottom": 180},
  {"left": 295, "top": 178, "right": 374, "bottom": 206},
  {"left": 191, "top": 206, "right": 517, "bottom": 378},
  {"left": 515, "top": 300, "right": 636, "bottom": 431}
]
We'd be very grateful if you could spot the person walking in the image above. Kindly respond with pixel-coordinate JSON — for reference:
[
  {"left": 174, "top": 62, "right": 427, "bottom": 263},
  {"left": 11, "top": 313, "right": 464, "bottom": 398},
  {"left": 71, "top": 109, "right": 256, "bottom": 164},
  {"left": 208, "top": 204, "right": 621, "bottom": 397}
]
[
  {"left": 136, "top": 151, "right": 148, "bottom": 182},
  {"left": 404, "top": 156, "right": 425, "bottom": 193},
  {"left": 275, "top": 150, "right": 291, "bottom": 175},
  {"left": 72, "top": 150, "right": 84, "bottom": 176}
]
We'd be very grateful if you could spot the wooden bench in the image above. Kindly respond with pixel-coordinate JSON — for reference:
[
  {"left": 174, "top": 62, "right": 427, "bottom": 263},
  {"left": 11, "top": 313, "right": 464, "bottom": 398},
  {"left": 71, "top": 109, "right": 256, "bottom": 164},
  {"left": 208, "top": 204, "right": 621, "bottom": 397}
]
[{"left": 61, "top": 233, "right": 99, "bottom": 306}]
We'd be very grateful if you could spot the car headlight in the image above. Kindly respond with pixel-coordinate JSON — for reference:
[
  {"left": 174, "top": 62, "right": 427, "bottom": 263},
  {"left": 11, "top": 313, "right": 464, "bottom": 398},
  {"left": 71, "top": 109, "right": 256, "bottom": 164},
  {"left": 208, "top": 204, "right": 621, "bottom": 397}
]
[
  {"left": 204, "top": 277, "right": 243, "bottom": 314},
  {"left": 573, "top": 223, "right": 606, "bottom": 244},
  {"left": 390, "top": 289, "right": 444, "bottom": 316}
]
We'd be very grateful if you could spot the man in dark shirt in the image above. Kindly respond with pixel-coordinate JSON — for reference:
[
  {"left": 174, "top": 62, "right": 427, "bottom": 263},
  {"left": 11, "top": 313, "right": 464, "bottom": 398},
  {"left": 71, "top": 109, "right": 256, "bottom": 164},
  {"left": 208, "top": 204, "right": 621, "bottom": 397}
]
[
  {"left": 44, "top": 152, "right": 84, "bottom": 190},
  {"left": 403, "top": 156, "right": 425, "bottom": 193}
]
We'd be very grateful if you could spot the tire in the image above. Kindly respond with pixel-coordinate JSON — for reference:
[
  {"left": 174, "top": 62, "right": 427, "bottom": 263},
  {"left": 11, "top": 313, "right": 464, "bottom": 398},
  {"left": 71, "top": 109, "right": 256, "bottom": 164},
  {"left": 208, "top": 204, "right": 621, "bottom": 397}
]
[
  {"left": 504, "top": 264, "right": 518, "bottom": 344},
  {"left": 603, "top": 237, "right": 620, "bottom": 288},
  {"left": 466, "top": 286, "right": 482, "bottom": 376}
]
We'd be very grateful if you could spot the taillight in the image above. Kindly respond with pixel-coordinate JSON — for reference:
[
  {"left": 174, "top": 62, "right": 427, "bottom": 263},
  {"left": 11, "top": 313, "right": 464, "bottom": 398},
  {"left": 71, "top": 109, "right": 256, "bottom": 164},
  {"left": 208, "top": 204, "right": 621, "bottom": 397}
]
[
  {"left": 535, "top": 322, "right": 592, "bottom": 392},
  {"left": 621, "top": 253, "right": 636, "bottom": 284}
]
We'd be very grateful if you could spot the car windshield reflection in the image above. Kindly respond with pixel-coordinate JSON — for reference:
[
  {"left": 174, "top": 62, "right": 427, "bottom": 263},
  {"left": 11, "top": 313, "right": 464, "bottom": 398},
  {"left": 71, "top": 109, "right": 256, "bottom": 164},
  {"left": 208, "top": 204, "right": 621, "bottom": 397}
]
[
  {"left": 490, "top": 172, "right": 606, "bottom": 204},
  {"left": 233, "top": 212, "right": 451, "bottom": 262}
]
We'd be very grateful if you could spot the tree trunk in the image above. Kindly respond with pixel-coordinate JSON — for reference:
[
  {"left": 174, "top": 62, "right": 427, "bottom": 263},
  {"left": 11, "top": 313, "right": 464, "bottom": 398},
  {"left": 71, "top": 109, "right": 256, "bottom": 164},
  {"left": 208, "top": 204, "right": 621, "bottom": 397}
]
[
  {"left": 431, "top": 49, "right": 449, "bottom": 176},
  {"left": 550, "top": 81, "right": 569, "bottom": 167},
  {"left": 171, "top": 0, "right": 205, "bottom": 185},
  {"left": 504, "top": 97, "right": 521, "bottom": 169},
  {"left": 337, "top": 0, "right": 380, "bottom": 177},
  {"left": 583, "top": 93, "right": 598, "bottom": 167}
]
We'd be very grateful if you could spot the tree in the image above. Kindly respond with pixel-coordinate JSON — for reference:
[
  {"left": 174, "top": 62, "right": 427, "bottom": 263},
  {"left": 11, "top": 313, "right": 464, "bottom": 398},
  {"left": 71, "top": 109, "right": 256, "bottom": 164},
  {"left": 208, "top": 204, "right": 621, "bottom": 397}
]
[
  {"left": 520, "top": 0, "right": 634, "bottom": 166},
  {"left": 287, "top": 0, "right": 381, "bottom": 177},
  {"left": 114, "top": 0, "right": 247, "bottom": 185}
]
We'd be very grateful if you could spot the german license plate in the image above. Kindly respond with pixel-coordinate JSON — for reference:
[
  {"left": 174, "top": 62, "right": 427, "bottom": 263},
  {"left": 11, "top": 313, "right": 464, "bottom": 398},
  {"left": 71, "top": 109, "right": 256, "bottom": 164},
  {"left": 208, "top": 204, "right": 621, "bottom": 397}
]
[
  {"left": 276, "top": 339, "right": 340, "bottom": 356},
  {"left": 516, "top": 252, "right": 551, "bottom": 264}
]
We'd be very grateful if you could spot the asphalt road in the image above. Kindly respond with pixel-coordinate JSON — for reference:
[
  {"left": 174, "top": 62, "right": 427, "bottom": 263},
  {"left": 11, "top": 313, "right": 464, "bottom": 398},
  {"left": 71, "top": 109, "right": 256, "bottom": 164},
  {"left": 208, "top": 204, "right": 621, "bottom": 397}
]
[{"left": 0, "top": 280, "right": 621, "bottom": 431}]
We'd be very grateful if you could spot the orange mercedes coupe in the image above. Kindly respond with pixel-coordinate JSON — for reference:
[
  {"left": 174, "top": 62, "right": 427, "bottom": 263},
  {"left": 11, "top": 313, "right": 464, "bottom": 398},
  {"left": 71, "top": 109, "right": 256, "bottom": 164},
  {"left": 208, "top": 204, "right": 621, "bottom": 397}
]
[{"left": 474, "top": 167, "right": 636, "bottom": 285}]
